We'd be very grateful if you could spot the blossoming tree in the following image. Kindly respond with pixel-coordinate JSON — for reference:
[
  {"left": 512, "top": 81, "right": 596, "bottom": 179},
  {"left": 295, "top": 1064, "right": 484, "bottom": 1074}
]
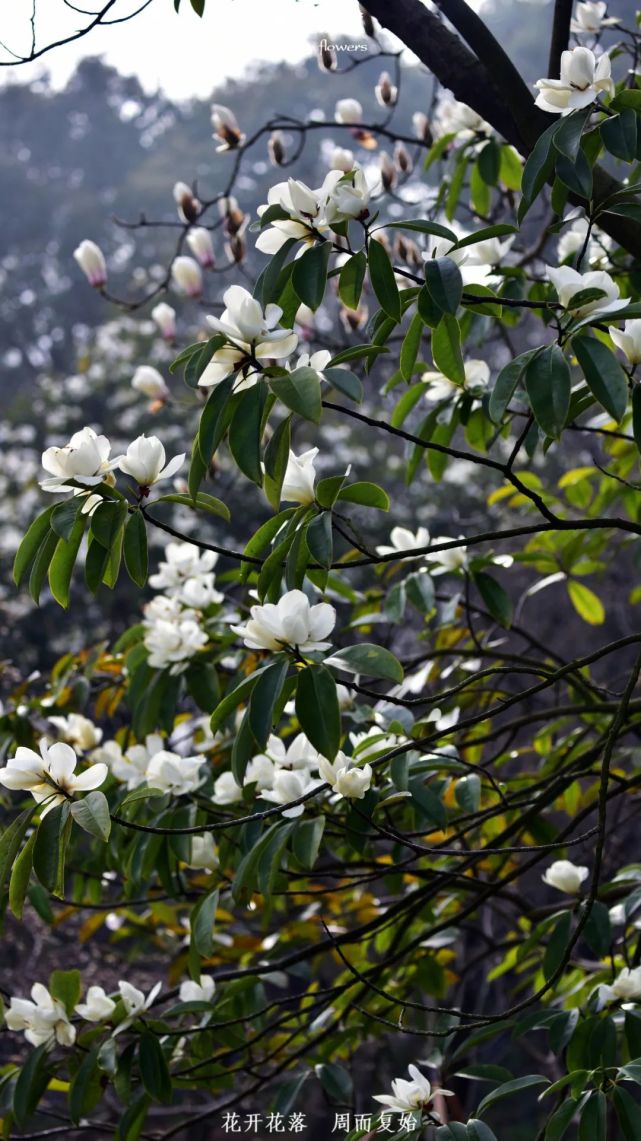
[{"left": 4, "top": 1, "right": 641, "bottom": 1138}]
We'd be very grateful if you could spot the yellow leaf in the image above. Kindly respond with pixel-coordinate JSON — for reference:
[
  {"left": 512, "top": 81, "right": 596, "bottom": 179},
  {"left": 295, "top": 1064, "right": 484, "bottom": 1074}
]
[{"left": 567, "top": 580, "right": 605, "bottom": 625}]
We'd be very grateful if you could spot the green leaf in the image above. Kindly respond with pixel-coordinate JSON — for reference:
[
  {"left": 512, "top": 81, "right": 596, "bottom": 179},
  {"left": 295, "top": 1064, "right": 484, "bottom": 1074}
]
[
  {"left": 271, "top": 367, "right": 322, "bottom": 423},
  {"left": 189, "top": 887, "right": 219, "bottom": 957},
  {"left": 544, "top": 1098, "right": 578, "bottom": 1141},
  {"left": 0, "top": 807, "right": 36, "bottom": 893},
  {"left": 436, "top": 1126, "right": 470, "bottom": 1141},
  {"left": 553, "top": 108, "right": 591, "bottom": 162},
  {"left": 69, "top": 1046, "right": 103, "bottom": 1123},
  {"left": 316, "top": 1061, "right": 353, "bottom": 1104},
  {"left": 13, "top": 506, "right": 55, "bottom": 586},
  {"left": 567, "top": 580, "right": 605, "bottom": 625},
  {"left": 579, "top": 1090, "right": 607, "bottom": 1141},
  {"left": 70, "top": 791, "right": 111, "bottom": 841},
  {"left": 339, "top": 250, "right": 367, "bottom": 309},
  {"left": 368, "top": 236, "right": 401, "bottom": 322},
  {"left": 190, "top": 0, "right": 205, "bottom": 14},
  {"left": 139, "top": 1033, "right": 172, "bottom": 1104},
  {"left": 424, "top": 256, "right": 463, "bottom": 315},
  {"left": 633, "top": 385, "right": 641, "bottom": 455},
  {"left": 307, "top": 511, "right": 333, "bottom": 568},
  {"left": 455, "top": 773, "right": 481, "bottom": 813},
  {"left": 292, "top": 816, "right": 325, "bottom": 869},
  {"left": 248, "top": 659, "right": 288, "bottom": 749},
  {"left": 13, "top": 1043, "right": 51, "bottom": 1128},
  {"left": 476, "top": 1075, "right": 549, "bottom": 1117},
  {"left": 210, "top": 663, "right": 280, "bottom": 733},
  {"left": 601, "top": 109, "right": 638, "bottom": 161},
  {"left": 47, "top": 511, "right": 86, "bottom": 608},
  {"left": 123, "top": 511, "right": 148, "bottom": 587},
  {"left": 292, "top": 241, "right": 331, "bottom": 310},
  {"left": 555, "top": 149, "right": 593, "bottom": 199},
  {"left": 400, "top": 312, "right": 424, "bottom": 381},
  {"left": 90, "top": 499, "right": 128, "bottom": 550},
  {"left": 296, "top": 665, "right": 341, "bottom": 760},
  {"left": 613, "top": 1085, "right": 641, "bottom": 1141},
  {"left": 580, "top": 898, "right": 611, "bottom": 956},
  {"left": 33, "top": 801, "right": 72, "bottom": 898},
  {"left": 51, "top": 497, "right": 82, "bottom": 541},
  {"left": 543, "top": 910, "right": 572, "bottom": 981},
  {"left": 489, "top": 348, "right": 541, "bottom": 423},
  {"left": 467, "top": 1123, "right": 499, "bottom": 1141},
  {"left": 432, "top": 314, "right": 465, "bottom": 385},
  {"left": 184, "top": 334, "right": 225, "bottom": 389},
  {"left": 329, "top": 643, "right": 404, "bottom": 683},
  {"left": 50, "top": 968, "right": 81, "bottom": 1015},
  {"left": 323, "top": 367, "right": 363, "bottom": 403},
  {"left": 228, "top": 384, "right": 267, "bottom": 484},
  {"left": 336, "top": 481, "right": 389, "bottom": 510},
  {"left": 456, "top": 225, "right": 517, "bottom": 251},
  {"left": 519, "top": 119, "right": 559, "bottom": 221},
  {"left": 573, "top": 335, "right": 629, "bottom": 422},
  {"left": 8, "top": 828, "right": 36, "bottom": 919},
  {"left": 524, "top": 344, "right": 571, "bottom": 439},
  {"left": 474, "top": 571, "right": 513, "bottom": 628},
  {"left": 263, "top": 415, "right": 292, "bottom": 508},
  {"left": 157, "top": 492, "right": 230, "bottom": 520},
  {"left": 197, "top": 374, "right": 236, "bottom": 465},
  {"left": 29, "top": 527, "right": 59, "bottom": 603},
  {"left": 477, "top": 139, "right": 501, "bottom": 185},
  {"left": 386, "top": 218, "right": 457, "bottom": 242}
]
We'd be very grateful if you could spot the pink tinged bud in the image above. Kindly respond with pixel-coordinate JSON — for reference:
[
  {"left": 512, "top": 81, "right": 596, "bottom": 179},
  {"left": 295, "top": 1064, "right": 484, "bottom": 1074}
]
[
  {"left": 132, "top": 366, "right": 169, "bottom": 402},
  {"left": 171, "top": 256, "right": 203, "bottom": 298},
  {"left": 186, "top": 227, "right": 215, "bottom": 268},
  {"left": 211, "top": 104, "right": 245, "bottom": 150},
  {"left": 73, "top": 240, "right": 107, "bottom": 288},
  {"left": 394, "top": 141, "right": 412, "bottom": 174},
  {"left": 151, "top": 302, "right": 176, "bottom": 340}
]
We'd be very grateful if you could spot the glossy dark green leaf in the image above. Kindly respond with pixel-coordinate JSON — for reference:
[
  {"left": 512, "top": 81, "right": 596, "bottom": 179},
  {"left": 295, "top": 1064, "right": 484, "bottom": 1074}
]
[
  {"left": 139, "top": 1033, "right": 172, "bottom": 1104},
  {"left": 579, "top": 1090, "right": 607, "bottom": 1141},
  {"left": 329, "top": 643, "right": 404, "bottom": 683},
  {"left": 573, "top": 335, "right": 629, "bottom": 422},
  {"left": 271, "top": 367, "right": 322, "bottom": 423},
  {"left": 432, "top": 314, "right": 465, "bottom": 385},
  {"left": 524, "top": 344, "right": 571, "bottom": 439},
  {"left": 228, "top": 384, "right": 267, "bottom": 484},
  {"left": 123, "top": 510, "right": 148, "bottom": 587},
  {"left": 70, "top": 791, "right": 111, "bottom": 841},
  {"left": 424, "top": 256, "right": 463, "bottom": 315},
  {"left": 474, "top": 571, "right": 513, "bottom": 628},
  {"left": 291, "top": 241, "right": 331, "bottom": 310},
  {"left": 489, "top": 348, "right": 541, "bottom": 423},
  {"left": 306, "top": 511, "right": 333, "bottom": 568},
  {"left": 543, "top": 910, "right": 572, "bottom": 981},
  {"left": 296, "top": 664, "right": 341, "bottom": 760},
  {"left": 339, "top": 249, "right": 367, "bottom": 309},
  {"left": 13, "top": 506, "right": 55, "bottom": 586},
  {"left": 368, "top": 235, "right": 401, "bottom": 322},
  {"left": 248, "top": 659, "right": 288, "bottom": 749}
]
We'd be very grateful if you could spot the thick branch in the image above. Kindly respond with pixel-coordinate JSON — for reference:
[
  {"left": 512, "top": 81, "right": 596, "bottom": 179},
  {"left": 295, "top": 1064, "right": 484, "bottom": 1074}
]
[{"left": 548, "top": 0, "right": 574, "bottom": 78}]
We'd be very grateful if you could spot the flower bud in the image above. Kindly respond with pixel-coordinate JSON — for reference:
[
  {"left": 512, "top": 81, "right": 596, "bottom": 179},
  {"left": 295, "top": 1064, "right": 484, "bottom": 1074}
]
[
  {"left": 186, "top": 227, "right": 215, "bottom": 268},
  {"left": 412, "top": 111, "right": 433, "bottom": 146},
  {"left": 394, "top": 141, "right": 413, "bottom": 174},
  {"left": 329, "top": 147, "right": 355, "bottom": 172},
  {"left": 335, "top": 98, "right": 363, "bottom": 125},
  {"left": 318, "top": 37, "right": 337, "bottom": 72},
  {"left": 73, "top": 240, "right": 107, "bottom": 288},
  {"left": 173, "top": 181, "right": 201, "bottom": 223},
  {"left": 542, "top": 859, "right": 589, "bottom": 895},
  {"left": 225, "top": 234, "right": 246, "bottom": 264},
  {"left": 171, "top": 256, "right": 203, "bottom": 298},
  {"left": 211, "top": 103, "right": 245, "bottom": 151},
  {"left": 132, "top": 366, "right": 170, "bottom": 403},
  {"left": 268, "top": 130, "right": 286, "bottom": 166},
  {"left": 219, "top": 195, "right": 246, "bottom": 235},
  {"left": 151, "top": 302, "right": 177, "bottom": 341},
  {"left": 375, "top": 71, "right": 397, "bottom": 107},
  {"left": 379, "top": 150, "right": 396, "bottom": 191}
]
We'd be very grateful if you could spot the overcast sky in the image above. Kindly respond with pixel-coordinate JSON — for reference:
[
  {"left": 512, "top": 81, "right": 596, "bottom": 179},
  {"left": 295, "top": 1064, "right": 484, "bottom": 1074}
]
[{"left": 0, "top": 0, "right": 391, "bottom": 99}]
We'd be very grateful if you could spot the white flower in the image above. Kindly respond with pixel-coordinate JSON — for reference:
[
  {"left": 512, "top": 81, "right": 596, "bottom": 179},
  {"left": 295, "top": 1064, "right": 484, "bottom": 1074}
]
[
  {"left": 213, "top": 770, "right": 243, "bottom": 805},
  {"left": 188, "top": 833, "right": 219, "bottom": 871},
  {"left": 326, "top": 168, "right": 376, "bottom": 222},
  {"left": 571, "top": 2, "right": 618, "bottom": 34},
  {"left": 375, "top": 71, "right": 397, "bottom": 107},
  {"left": 330, "top": 147, "right": 354, "bottom": 172},
  {"left": 75, "top": 986, "right": 116, "bottom": 1022},
  {"left": 171, "top": 256, "right": 203, "bottom": 298},
  {"left": 373, "top": 1064, "right": 454, "bottom": 1113},
  {"left": 151, "top": 302, "right": 177, "bottom": 341},
  {"left": 0, "top": 739, "right": 108, "bottom": 815},
  {"left": 294, "top": 350, "right": 332, "bottom": 375},
  {"left": 145, "top": 750, "right": 205, "bottom": 796},
  {"left": 424, "top": 536, "right": 468, "bottom": 573},
  {"left": 175, "top": 575, "right": 223, "bottom": 608},
  {"left": 179, "top": 976, "right": 215, "bottom": 1003},
  {"left": 433, "top": 99, "right": 493, "bottom": 142},
  {"left": 40, "top": 426, "right": 119, "bottom": 494},
  {"left": 143, "top": 611, "right": 208, "bottom": 673},
  {"left": 150, "top": 542, "right": 219, "bottom": 591},
  {"left": 199, "top": 285, "right": 298, "bottom": 392},
  {"left": 6, "top": 984, "right": 76, "bottom": 1048},
  {"left": 260, "top": 768, "right": 321, "bottom": 818},
  {"left": 186, "top": 227, "right": 215, "bottom": 268},
  {"left": 119, "top": 434, "right": 184, "bottom": 489},
  {"left": 280, "top": 447, "right": 318, "bottom": 505},
  {"left": 542, "top": 859, "right": 589, "bottom": 894},
  {"left": 48, "top": 713, "right": 102, "bottom": 751},
  {"left": 534, "top": 47, "right": 614, "bottom": 115},
  {"left": 317, "top": 752, "right": 372, "bottom": 799},
  {"left": 421, "top": 358, "right": 490, "bottom": 403},
  {"left": 546, "top": 264, "right": 627, "bottom": 320},
  {"left": 113, "top": 980, "right": 162, "bottom": 1035},
  {"left": 95, "top": 735, "right": 162, "bottom": 791},
  {"left": 255, "top": 174, "right": 341, "bottom": 255},
  {"left": 610, "top": 967, "right": 641, "bottom": 1000},
  {"left": 609, "top": 319, "right": 641, "bottom": 365},
  {"left": 350, "top": 727, "right": 401, "bottom": 761},
  {"left": 132, "top": 366, "right": 170, "bottom": 403},
  {"left": 211, "top": 103, "right": 245, "bottom": 151},
  {"left": 376, "top": 525, "right": 430, "bottom": 559},
  {"left": 231, "top": 589, "right": 336, "bottom": 653},
  {"left": 412, "top": 111, "right": 432, "bottom": 142},
  {"left": 557, "top": 216, "right": 612, "bottom": 267},
  {"left": 73, "top": 239, "right": 107, "bottom": 288},
  {"left": 335, "top": 98, "right": 362, "bottom": 124}
]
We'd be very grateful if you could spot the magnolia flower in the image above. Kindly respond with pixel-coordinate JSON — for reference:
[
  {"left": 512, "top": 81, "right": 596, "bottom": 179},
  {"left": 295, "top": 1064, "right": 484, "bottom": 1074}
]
[
  {"left": 610, "top": 967, "right": 641, "bottom": 1000},
  {"left": 151, "top": 301, "right": 177, "bottom": 341},
  {"left": 375, "top": 71, "right": 397, "bottom": 106},
  {"left": 424, "top": 537, "right": 469, "bottom": 573},
  {"left": 260, "top": 768, "right": 321, "bottom": 818},
  {"left": 73, "top": 239, "right": 107, "bottom": 287},
  {"left": 119, "top": 434, "right": 184, "bottom": 489},
  {"left": 373, "top": 1064, "right": 454, "bottom": 1113},
  {"left": 48, "top": 713, "right": 102, "bottom": 751},
  {"left": 211, "top": 103, "right": 245, "bottom": 150},
  {"left": 199, "top": 284, "right": 298, "bottom": 392},
  {"left": 113, "top": 980, "right": 162, "bottom": 1035},
  {"left": 213, "top": 770, "right": 243, "bottom": 805},
  {"left": 173, "top": 180, "right": 201, "bottom": 223},
  {"left": 186, "top": 227, "right": 215, "bottom": 268},
  {"left": 280, "top": 447, "right": 318, "bottom": 505},
  {"left": 350, "top": 726, "right": 402, "bottom": 761},
  {"left": 335, "top": 98, "right": 362, "bottom": 124},
  {"left": 326, "top": 168, "right": 375, "bottom": 222},
  {"left": 330, "top": 147, "right": 355, "bottom": 172},
  {"left": 145, "top": 750, "right": 205, "bottom": 796},
  {"left": 421, "top": 359, "right": 490, "bottom": 403},
  {"left": 131, "top": 366, "right": 170, "bottom": 403},
  {"left": 75, "top": 986, "right": 117, "bottom": 1022},
  {"left": 92, "top": 736, "right": 158, "bottom": 791},
  {"left": 188, "top": 833, "right": 219, "bottom": 871},
  {"left": 6, "top": 984, "right": 76, "bottom": 1048},
  {"left": 179, "top": 976, "right": 215, "bottom": 1003},
  {"left": 294, "top": 349, "right": 332, "bottom": 375},
  {"left": 376, "top": 525, "right": 430, "bottom": 559},
  {"left": 380, "top": 151, "right": 397, "bottom": 192},
  {"left": 546, "top": 264, "right": 627, "bottom": 319},
  {"left": 542, "top": 859, "right": 589, "bottom": 893},
  {"left": 231, "top": 589, "right": 336, "bottom": 653},
  {"left": 557, "top": 216, "right": 612, "bottom": 267},
  {"left": 255, "top": 173, "right": 342, "bottom": 255},
  {"left": 250, "top": 733, "right": 319, "bottom": 777},
  {"left": 433, "top": 99, "right": 492, "bottom": 141},
  {"left": 40, "top": 426, "right": 119, "bottom": 494},
  {"left": 609, "top": 319, "right": 641, "bottom": 365},
  {"left": 150, "top": 542, "right": 218, "bottom": 591},
  {"left": 143, "top": 612, "right": 208, "bottom": 673},
  {"left": 571, "top": 2, "right": 618, "bottom": 34},
  {"left": 176, "top": 575, "right": 224, "bottom": 608},
  {"left": 171, "top": 255, "right": 203, "bottom": 298},
  {"left": 317, "top": 752, "right": 373, "bottom": 799},
  {"left": 0, "top": 739, "right": 108, "bottom": 815},
  {"left": 534, "top": 47, "right": 614, "bottom": 115}
]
